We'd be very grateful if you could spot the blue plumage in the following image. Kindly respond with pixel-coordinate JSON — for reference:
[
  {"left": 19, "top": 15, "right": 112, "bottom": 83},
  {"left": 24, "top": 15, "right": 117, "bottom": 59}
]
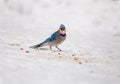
[
  {"left": 60, "top": 24, "right": 65, "bottom": 29},
  {"left": 44, "top": 32, "right": 57, "bottom": 42},
  {"left": 30, "top": 24, "right": 66, "bottom": 51}
]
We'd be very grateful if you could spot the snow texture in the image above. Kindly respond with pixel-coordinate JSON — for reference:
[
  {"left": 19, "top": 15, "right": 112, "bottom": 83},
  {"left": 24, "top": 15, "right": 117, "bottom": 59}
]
[{"left": 0, "top": 0, "right": 120, "bottom": 84}]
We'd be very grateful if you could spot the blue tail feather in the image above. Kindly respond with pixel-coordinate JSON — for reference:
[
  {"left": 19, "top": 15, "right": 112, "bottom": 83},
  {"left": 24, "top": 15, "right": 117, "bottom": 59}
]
[{"left": 30, "top": 42, "right": 44, "bottom": 49}]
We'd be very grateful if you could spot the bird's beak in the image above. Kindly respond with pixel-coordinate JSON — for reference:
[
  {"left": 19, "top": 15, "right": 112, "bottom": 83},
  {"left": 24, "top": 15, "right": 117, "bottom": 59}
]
[{"left": 60, "top": 29, "right": 66, "bottom": 34}]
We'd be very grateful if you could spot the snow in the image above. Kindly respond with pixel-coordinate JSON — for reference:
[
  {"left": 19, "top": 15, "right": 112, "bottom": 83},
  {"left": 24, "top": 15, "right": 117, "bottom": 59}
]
[{"left": 0, "top": 0, "right": 120, "bottom": 84}]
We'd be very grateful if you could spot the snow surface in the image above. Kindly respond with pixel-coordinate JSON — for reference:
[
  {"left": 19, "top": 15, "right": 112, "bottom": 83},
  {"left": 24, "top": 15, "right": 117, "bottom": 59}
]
[{"left": 0, "top": 0, "right": 120, "bottom": 84}]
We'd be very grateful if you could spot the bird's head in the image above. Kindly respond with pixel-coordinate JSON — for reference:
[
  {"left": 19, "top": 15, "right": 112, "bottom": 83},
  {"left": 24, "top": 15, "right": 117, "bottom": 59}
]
[{"left": 59, "top": 24, "right": 66, "bottom": 35}]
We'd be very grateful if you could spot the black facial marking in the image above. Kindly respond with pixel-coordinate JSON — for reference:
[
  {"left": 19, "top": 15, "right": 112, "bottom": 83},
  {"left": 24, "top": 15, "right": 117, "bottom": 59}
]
[{"left": 60, "top": 28, "right": 65, "bottom": 30}]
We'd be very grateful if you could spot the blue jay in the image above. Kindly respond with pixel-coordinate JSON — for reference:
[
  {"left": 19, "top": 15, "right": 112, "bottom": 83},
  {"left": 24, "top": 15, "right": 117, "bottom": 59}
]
[{"left": 30, "top": 24, "right": 66, "bottom": 51}]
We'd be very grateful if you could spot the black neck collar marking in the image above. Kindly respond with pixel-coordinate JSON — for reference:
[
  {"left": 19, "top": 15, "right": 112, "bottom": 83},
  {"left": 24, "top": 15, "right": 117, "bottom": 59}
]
[{"left": 60, "top": 33, "right": 66, "bottom": 37}]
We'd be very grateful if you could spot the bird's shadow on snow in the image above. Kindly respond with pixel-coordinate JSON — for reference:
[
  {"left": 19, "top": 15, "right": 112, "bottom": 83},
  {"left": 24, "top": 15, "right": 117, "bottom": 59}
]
[
  {"left": 38, "top": 48, "right": 49, "bottom": 50},
  {"left": 37, "top": 48, "right": 61, "bottom": 52}
]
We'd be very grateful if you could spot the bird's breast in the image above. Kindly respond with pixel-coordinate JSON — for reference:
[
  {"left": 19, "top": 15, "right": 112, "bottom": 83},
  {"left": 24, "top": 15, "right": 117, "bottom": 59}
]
[{"left": 48, "top": 34, "right": 66, "bottom": 46}]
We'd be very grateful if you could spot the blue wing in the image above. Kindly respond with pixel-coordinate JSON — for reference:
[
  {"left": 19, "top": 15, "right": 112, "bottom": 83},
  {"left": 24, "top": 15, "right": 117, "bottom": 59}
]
[{"left": 44, "top": 31, "right": 57, "bottom": 42}]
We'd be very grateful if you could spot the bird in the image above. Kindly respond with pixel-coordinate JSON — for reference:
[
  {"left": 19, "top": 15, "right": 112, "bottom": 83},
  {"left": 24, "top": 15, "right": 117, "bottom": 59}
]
[{"left": 30, "top": 24, "right": 66, "bottom": 51}]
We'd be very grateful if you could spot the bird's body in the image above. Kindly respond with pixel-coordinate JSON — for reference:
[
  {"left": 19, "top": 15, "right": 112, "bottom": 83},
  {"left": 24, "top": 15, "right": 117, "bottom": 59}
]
[{"left": 30, "top": 24, "right": 66, "bottom": 51}]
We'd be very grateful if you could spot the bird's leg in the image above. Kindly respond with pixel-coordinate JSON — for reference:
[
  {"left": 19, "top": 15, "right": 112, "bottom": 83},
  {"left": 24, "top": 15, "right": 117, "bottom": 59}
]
[
  {"left": 50, "top": 46, "right": 52, "bottom": 50},
  {"left": 55, "top": 46, "right": 62, "bottom": 51}
]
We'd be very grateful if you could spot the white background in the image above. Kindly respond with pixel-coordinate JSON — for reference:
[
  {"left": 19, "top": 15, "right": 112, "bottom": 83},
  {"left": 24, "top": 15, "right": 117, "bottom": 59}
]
[{"left": 0, "top": 0, "right": 120, "bottom": 84}]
